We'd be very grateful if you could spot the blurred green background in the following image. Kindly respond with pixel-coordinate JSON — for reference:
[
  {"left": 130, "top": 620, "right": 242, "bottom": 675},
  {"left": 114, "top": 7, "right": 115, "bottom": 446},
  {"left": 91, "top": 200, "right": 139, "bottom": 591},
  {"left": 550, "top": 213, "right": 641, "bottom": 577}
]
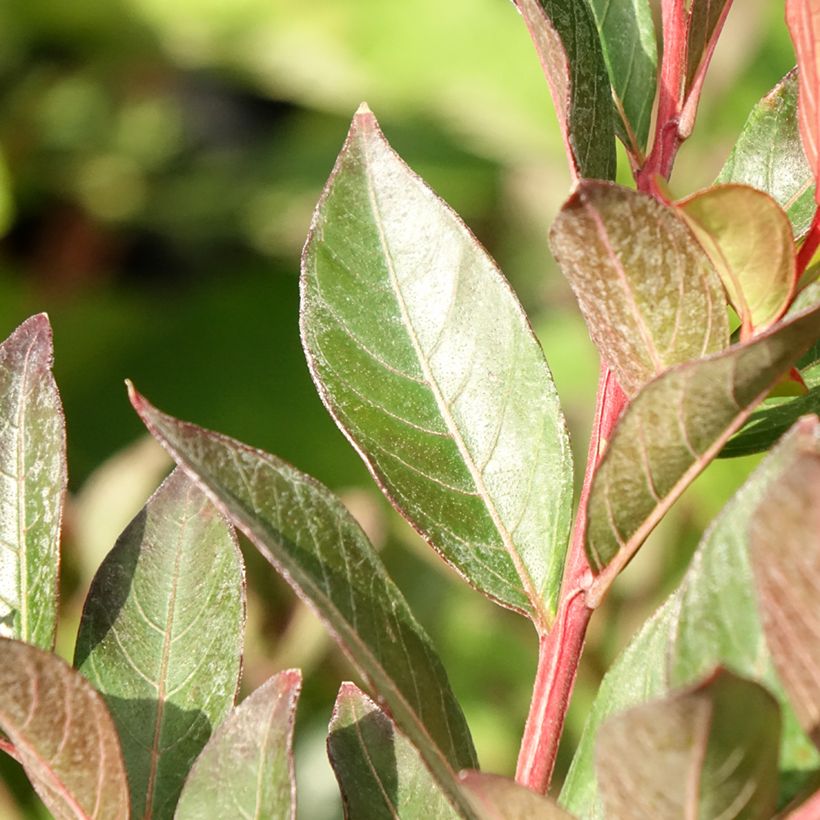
[{"left": 0, "top": 0, "right": 798, "bottom": 816}]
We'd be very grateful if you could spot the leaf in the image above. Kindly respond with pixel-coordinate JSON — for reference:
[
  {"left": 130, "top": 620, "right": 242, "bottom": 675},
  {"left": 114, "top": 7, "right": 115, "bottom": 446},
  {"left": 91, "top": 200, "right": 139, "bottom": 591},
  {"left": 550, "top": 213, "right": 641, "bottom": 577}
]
[
  {"left": 751, "top": 440, "right": 820, "bottom": 747},
  {"left": 0, "top": 637, "right": 130, "bottom": 819},
  {"left": 175, "top": 670, "right": 302, "bottom": 820},
  {"left": 549, "top": 181, "right": 729, "bottom": 398},
  {"left": 584, "top": 300, "right": 820, "bottom": 581},
  {"left": 74, "top": 468, "right": 246, "bottom": 820},
  {"left": 560, "top": 418, "right": 820, "bottom": 818},
  {"left": 512, "top": 0, "right": 616, "bottom": 180},
  {"left": 788, "top": 0, "right": 820, "bottom": 201},
  {"left": 328, "top": 682, "right": 460, "bottom": 820},
  {"left": 0, "top": 315, "right": 66, "bottom": 649},
  {"left": 678, "top": 184, "right": 795, "bottom": 332},
  {"left": 597, "top": 668, "right": 780, "bottom": 820},
  {"left": 586, "top": 0, "right": 658, "bottom": 156},
  {"left": 459, "top": 772, "right": 574, "bottom": 819},
  {"left": 300, "top": 106, "right": 573, "bottom": 626},
  {"left": 127, "top": 388, "right": 480, "bottom": 818},
  {"left": 717, "top": 70, "right": 816, "bottom": 238},
  {"left": 684, "top": 1, "right": 734, "bottom": 101}
]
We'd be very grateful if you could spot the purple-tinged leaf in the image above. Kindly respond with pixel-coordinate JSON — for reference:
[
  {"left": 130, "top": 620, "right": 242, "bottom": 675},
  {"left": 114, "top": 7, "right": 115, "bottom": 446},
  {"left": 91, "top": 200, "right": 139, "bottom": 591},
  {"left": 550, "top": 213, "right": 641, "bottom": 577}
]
[
  {"left": 512, "top": 0, "right": 616, "bottom": 181},
  {"left": 597, "top": 669, "right": 780, "bottom": 819},
  {"left": 684, "top": 1, "right": 734, "bottom": 107},
  {"left": 550, "top": 181, "right": 729, "bottom": 397},
  {"left": 584, "top": 301, "right": 820, "bottom": 585},
  {"left": 459, "top": 772, "right": 574, "bottom": 819},
  {"left": 127, "top": 388, "right": 479, "bottom": 817},
  {"left": 0, "top": 315, "right": 66, "bottom": 649},
  {"left": 176, "top": 670, "right": 301, "bottom": 820},
  {"left": 74, "top": 469, "right": 245, "bottom": 820},
  {"left": 751, "top": 437, "right": 820, "bottom": 747},
  {"left": 301, "top": 106, "right": 573, "bottom": 627},
  {"left": 562, "top": 419, "right": 820, "bottom": 817},
  {"left": 0, "top": 637, "right": 130, "bottom": 819}
]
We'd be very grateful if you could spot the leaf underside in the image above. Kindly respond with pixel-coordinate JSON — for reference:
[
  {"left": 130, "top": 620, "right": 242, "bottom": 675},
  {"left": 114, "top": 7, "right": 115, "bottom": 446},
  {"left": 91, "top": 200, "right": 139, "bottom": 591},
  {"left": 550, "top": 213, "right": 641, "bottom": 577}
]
[
  {"left": 74, "top": 468, "right": 246, "bottom": 820},
  {"left": 597, "top": 669, "right": 780, "bottom": 820},
  {"left": 128, "top": 387, "right": 479, "bottom": 818},
  {"left": 0, "top": 637, "right": 130, "bottom": 820},
  {"left": 459, "top": 771, "right": 574, "bottom": 819},
  {"left": 561, "top": 418, "right": 820, "bottom": 817},
  {"left": 301, "top": 106, "right": 573, "bottom": 625},
  {"left": 0, "top": 315, "right": 66, "bottom": 650},
  {"left": 176, "top": 670, "right": 302, "bottom": 820}
]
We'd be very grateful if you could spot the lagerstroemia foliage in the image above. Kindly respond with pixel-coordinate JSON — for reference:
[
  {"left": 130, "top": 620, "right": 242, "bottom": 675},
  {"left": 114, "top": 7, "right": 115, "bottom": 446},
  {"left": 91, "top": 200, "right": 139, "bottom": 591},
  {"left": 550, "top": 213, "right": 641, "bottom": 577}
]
[{"left": 4, "top": 2, "right": 820, "bottom": 819}]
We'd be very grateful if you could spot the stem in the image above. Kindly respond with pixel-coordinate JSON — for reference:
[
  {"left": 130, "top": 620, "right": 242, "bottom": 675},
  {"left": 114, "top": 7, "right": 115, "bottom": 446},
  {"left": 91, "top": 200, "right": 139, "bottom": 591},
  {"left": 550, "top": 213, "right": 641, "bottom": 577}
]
[
  {"left": 515, "top": 368, "right": 627, "bottom": 792},
  {"left": 796, "top": 207, "right": 820, "bottom": 280},
  {"left": 786, "top": 789, "right": 820, "bottom": 820}
]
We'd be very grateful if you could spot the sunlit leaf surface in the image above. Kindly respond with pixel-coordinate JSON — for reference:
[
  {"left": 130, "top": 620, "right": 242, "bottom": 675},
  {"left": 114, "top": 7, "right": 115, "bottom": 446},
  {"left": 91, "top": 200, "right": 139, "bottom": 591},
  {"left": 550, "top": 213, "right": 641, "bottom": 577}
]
[
  {"left": 301, "top": 106, "right": 573, "bottom": 625},
  {"left": 75, "top": 469, "right": 245, "bottom": 820},
  {"left": 176, "top": 670, "right": 301, "bottom": 820},
  {"left": 0, "top": 315, "right": 65, "bottom": 649},
  {"left": 459, "top": 771, "right": 574, "bottom": 819},
  {"left": 128, "top": 388, "right": 479, "bottom": 817},
  {"left": 0, "top": 638, "right": 130, "bottom": 819}
]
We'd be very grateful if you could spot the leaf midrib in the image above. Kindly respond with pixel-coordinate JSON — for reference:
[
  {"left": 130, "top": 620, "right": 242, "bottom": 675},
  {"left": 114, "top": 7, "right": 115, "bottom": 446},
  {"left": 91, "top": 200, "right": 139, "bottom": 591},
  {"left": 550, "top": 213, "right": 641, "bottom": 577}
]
[{"left": 358, "top": 132, "right": 548, "bottom": 629}]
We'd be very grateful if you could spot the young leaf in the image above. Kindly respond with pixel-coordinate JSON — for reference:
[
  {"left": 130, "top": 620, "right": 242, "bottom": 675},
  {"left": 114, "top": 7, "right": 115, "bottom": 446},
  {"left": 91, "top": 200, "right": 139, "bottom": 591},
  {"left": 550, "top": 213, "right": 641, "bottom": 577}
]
[
  {"left": 0, "top": 315, "right": 66, "bottom": 649},
  {"left": 678, "top": 184, "right": 795, "bottom": 332},
  {"left": 718, "top": 70, "right": 816, "bottom": 238},
  {"left": 561, "top": 418, "right": 820, "bottom": 817},
  {"left": 787, "top": 0, "right": 820, "bottom": 200},
  {"left": 584, "top": 301, "right": 820, "bottom": 583},
  {"left": 684, "top": 1, "right": 734, "bottom": 104},
  {"left": 128, "top": 388, "right": 480, "bottom": 817},
  {"left": 751, "top": 442, "right": 820, "bottom": 747},
  {"left": 597, "top": 669, "right": 780, "bottom": 819},
  {"left": 0, "top": 637, "right": 130, "bottom": 819},
  {"left": 586, "top": 0, "right": 658, "bottom": 156},
  {"left": 74, "top": 468, "right": 246, "bottom": 820},
  {"left": 459, "top": 772, "right": 574, "bottom": 819},
  {"left": 175, "top": 670, "right": 302, "bottom": 820},
  {"left": 328, "top": 683, "right": 461, "bottom": 820},
  {"left": 300, "top": 106, "right": 573, "bottom": 626},
  {"left": 512, "top": 0, "right": 616, "bottom": 180},
  {"left": 549, "top": 181, "right": 729, "bottom": 397}
]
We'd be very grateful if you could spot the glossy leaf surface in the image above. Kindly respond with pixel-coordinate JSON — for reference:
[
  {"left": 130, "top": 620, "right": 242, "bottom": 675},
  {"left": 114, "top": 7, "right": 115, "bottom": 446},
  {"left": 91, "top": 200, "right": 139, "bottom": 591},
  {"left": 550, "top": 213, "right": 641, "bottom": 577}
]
[
  {"left": 0, "top": 637, "right": 130, "bottom": 819},
  {"left": 585, "top": 301, "right": 820, "bottom": 577},
  {"left": 788, "top": 0, "right": 820, "bottom": 200},
  {"left": 0, "top": 315, "right": 65, "bottom": 649},
  {"left": 75, "top": 469, "right": 245, "bottom": 820},
  {"left": 718, "top": 70, "right": 815, "bottom": 238},
  {"left": 550, "top": 181, "right": 728, "bottom": 398},
  {"left": 512, "top": 0, "right": 616, "bottom": 180},
  {"left": 751, "top": 442, "right": 820, "bottom": 746},
  {"left": 128, "top": 388, "right": 479, "bottom": 817},
  {"left": 562, "top": 419, "right": 820, "bottom": 817},
  {"left": 459, "top": 772, "right": 574, "bottom": 819},
  {"left": 587, "top": 0, "right": 657, "bottom": 155},
  {"left": 175, "top": 670, "right": 301, "bottom": 820},
  {"left": 301, "top": 107, "right": 573, "bottom": 625},
  {"left": 597, "top": 669, "right": 780, "bottom": 820},
  {"left": 679, "top": 185, "right": 795, "bottom": 332}
]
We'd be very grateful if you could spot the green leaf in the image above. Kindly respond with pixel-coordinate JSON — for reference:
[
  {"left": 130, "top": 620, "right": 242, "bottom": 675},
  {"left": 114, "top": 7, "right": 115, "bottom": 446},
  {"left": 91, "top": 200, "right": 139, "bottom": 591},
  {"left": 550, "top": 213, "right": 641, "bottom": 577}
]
[
  {"left": 584, "top": 301, "right": 820, "bottom": 581},
  {"left": 597, "top": 669, "right": 780, "bottom": 820},
  {"left": 561, "top": 418, "right": 820, "bottom": 817},
  {"left": 459, "top": 772, "right": 574, "bottom": 819},
  {"left": 717, "top": 70, "right": 816, "bottom": 238},
  {"left": 751, "top": 440, "right": 820, "bottom": 747},
  {"left": 684, "top": 1, "right": 734, "bottom": 100},
  {"left": 74, "top": 468, "right": 246, "bottom": 820},
  {"left": 679, "top": 184, "right": 795, "bottom": 332},
  {"left": 300, "top": 106, "right": 573, "bottom": 626},
  {"left": 0, "top": 315, "right": 66, "bottom": 649},
  {"left": 512, "top": 0, "right": 616, "bottom": 180},
  {"left": 175, "top": 670, "right": 302, "bottom": 820},
  {"left": 128, "top": 388, "right": 480, "bottom": 818},
  {"left": 586, "top": 0, "right": 657, "bottom": 156},
  {"left": 549, "top": 181, "right": 729, "bottom": 398},
  {"left": 0, "top": 637, "right": 130, "bottom": 819},
  {"left": 328, "top": 682, "right": 461, "bottom": 820}
]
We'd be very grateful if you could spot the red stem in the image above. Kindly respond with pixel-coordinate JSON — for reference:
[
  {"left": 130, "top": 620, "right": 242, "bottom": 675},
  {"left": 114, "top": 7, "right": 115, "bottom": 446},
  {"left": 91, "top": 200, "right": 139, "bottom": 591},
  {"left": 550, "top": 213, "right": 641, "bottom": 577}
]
[
  {"left": 796, "top": 207, "right": 820, "bottom": 279},
  {"left": 786, "top": 789, "right": 820, "bottom": 820},
  {"left": 515, "top": 368, "right": 627, "bottom": 792}
]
